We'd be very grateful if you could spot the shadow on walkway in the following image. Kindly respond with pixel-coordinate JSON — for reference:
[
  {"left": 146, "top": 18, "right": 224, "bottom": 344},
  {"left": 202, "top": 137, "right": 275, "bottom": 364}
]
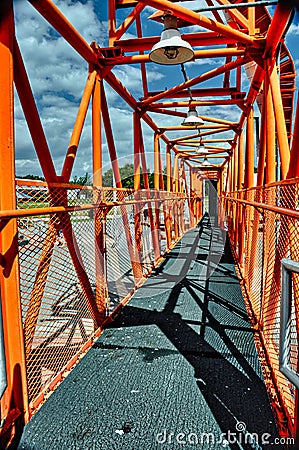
[{"left": 18, "top": 215, "right": 282, "bottom": 450}]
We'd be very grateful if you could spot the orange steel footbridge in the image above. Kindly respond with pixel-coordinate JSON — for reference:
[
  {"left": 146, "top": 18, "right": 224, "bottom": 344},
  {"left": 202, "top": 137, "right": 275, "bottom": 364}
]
[{"left": 1, "top": 0, "right": 299, "bottom": 447}]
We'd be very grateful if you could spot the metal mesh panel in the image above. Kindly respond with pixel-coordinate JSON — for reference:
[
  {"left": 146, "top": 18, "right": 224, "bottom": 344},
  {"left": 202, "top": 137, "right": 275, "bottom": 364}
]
[
  {"left": 17, "top": 182, "right": 50, "bottom": 209},
  {"left": 14, "top": 181, "right": 194, "bottom": 409},
  {"left": 225, "top": 180, "right": 299, "bottom": 432},
  {"left": 106, "top": 203, "right": 136, "bottom": 310},
  {"left": 18, "top": 214, "right": 94, "bottom": 403}
]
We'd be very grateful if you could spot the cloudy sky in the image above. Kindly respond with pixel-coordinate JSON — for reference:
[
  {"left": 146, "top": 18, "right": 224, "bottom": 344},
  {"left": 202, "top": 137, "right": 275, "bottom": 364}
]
[{"left": 13, "top": 0, "right": 299, "bottom": 179}]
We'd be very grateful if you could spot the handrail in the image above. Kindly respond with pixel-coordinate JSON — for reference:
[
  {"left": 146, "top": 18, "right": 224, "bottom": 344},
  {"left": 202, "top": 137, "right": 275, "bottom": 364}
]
[
  {"left": 0, "top": 195, "right": 189, "bottom": 221},
  {"left": 224, "top": 195, "right": 299, "bottom": 221},
  {"left": 279, "top": 259, "right": 299, "bottom": 389}
]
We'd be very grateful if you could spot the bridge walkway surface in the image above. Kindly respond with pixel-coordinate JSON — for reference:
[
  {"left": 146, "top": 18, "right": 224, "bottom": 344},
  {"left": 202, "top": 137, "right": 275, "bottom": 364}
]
[{"left": 18, "top": 215, "right": 281, "bottom": 450}]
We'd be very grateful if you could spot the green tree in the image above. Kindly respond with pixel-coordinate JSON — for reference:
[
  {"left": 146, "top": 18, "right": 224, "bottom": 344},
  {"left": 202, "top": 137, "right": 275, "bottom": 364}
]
[
  {"left": 102, "top": 168, "right": 113, "bottom": 187},
  {"left": 100, "top": 164, "right": 167, "bottom": 189},
  {"left": 17, "top": 174, "right": 45, "bottom": 181},
  {"left": 72, "top": 172, "right": 91, "bottom": 185}
]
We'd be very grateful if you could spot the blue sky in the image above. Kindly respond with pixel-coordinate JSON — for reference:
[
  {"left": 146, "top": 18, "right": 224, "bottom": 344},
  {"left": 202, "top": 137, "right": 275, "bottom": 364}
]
[{"left": 13, "top": 0, "right": 299, "bottom": 178}]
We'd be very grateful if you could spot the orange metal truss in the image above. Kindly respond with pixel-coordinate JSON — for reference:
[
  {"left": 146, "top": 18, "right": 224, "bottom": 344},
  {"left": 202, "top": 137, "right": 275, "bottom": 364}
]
[{"left": 0, "top": 0, "right": 299, "bottom": 446}]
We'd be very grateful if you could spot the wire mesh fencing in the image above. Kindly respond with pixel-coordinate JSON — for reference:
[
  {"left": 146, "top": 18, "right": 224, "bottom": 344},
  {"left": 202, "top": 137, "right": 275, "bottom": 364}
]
[
  {"left": 14, "top": 181, "right": 195, "bottom": 412},
  {"left": 225, "top": 180, "right": 299, "bottom": 436}
]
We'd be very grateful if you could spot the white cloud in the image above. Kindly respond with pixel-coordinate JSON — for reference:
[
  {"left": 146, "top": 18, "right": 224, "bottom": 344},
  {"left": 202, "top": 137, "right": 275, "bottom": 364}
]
[
  {"left": 13, "top": 0, "right": 106, "bottom": 177},
  {"left": 13, "top": 0, "right": 297, "bottom": 179},
  {"left": 13, "top": 0, "right": 166, "bottom": 178},
  {"left": 288, "top": 23, "right": 299, "bottom": 35}
]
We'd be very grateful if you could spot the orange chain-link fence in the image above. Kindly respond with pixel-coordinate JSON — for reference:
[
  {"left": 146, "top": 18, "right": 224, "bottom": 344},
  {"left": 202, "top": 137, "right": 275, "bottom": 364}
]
[
  {"left": 14, "top": 179, "right": 199, "bottom": 414},
  {"left": 224, "top": 179, "right": 299, "bottom": 436}
]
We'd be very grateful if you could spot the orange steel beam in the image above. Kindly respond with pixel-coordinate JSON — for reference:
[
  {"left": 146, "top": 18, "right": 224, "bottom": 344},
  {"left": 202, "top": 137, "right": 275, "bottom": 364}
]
[
  {"left": 173, "top": 154, "right": 180, "bottom": 239},
  {"left": 108, "top": 0, "right": 116, "bottom": 45},
  {"left": 13, "top": 39, "right": 57, "bottom": 183},
  {"left": 136, "top": 115, "right": 161, "bottom": 258},
  {"left": 28, "top": 0, "right": 99, "bottom": 67},
  {"left": 178, "top": 154, "right": 225, "bottom": 160},
  {"left": 176, "top": 145, "right": 230, "bottom": 152},
  {"left": 165, "top": 125, "right": 232, "bottom": 131},
  {"left": 181, "top": 144, "right": 231, "bottom": 151},
  {"left": 265, "top": 68, "right": 276, "bottom": 184},
  {"left": 287, "top": 97, "right": 299, "bottom": 178},
  {"left": 269, "top": 64, "right": 290, "bottom": 179},
  {"left": 139, "top": 0, "right": 257, "bottom": 46},
  {"left": 148, "top": 99, "right": 245, "bottom": 109},
  {"left": 159, "top": 140, "right": 164, "bottom": 191},
  {"left": 140, "top": 56, "right": 248, "bottom": 107},
  {"left": 173, "top": 154, "right": 179, "bottom": 194},
  {"left": 199, "top": 116, "right": 237, "bottom": 126},
  {"left": 92, "top": 75, "right": 106, "bottom": 320},
  {"left": 233, "top": 142, "right": 238, "bottom": 192},
  {"left": 134, "top": 113, "right": 141, "bottom": 192},
  {"left": 62, "top": 70, "right": 97, "bottom": 181},
  {"left": 215, "top": 0, "right": 249, "bottom": 29},
  {"left": 256, "top": 86, "right": 267, "bottom": 186},
  {"left": 0, "top": 2, "right": 29, "bottom": 443},
  {"left": 225, "top": 196, "right": 299, "bottom": 223},
  {"left": 150, "top": 109, "right": 186, "bottom": 118},
  {"left": 237, "top": 130, "right": 244, "bottom": 261},
  {"left": 144, "top": 87, "right": 241, "bottom": 99},
  {"left": 263, "top": 1, "right": 294, "bottom": 61},
  {"left": 101, "top": 85, "right": 143, "bottom": 282},
  {"left": 114, "top": 2, "right": 145, "bottom": 41},
  {"left": 103, "top": 47, "right": 246, "bottom": 65},
  {"left": 166, "top": 144, "right": 172, "bottom": 192},
  {"left": 115, "top": 32, "right": 238, "bottom": 52},
  {"left": 234, "top": 65, "right": 265, "bottom": 144},
  {"left": 0, "top": 197, "right": 183, "bottom": 222},
  {"left": 92, "top": 75, "right": 103, "bottom": 187},
  {"left": 162, "top": 125, "right": 231, "bottom": 133},
  {"left": 154, "top": 133, "right": 161, "bottom": 255},
  {"left": 136, "top": 14, "right": 148, "bottom": 98},
  {"left": 244, "top": 108, "right": 255, "bottom": 188},
  {"left": 101, "top": 84, "right": 125, "bottom": 187},
  {"left": 248, "top": 0, "right": 255, "bottom": 36},
  {"left": 201, "top": 138, "right": 233, "bottom": 143},
  {"left": 133, "top": 112, "right": 143, "bottom": 261}
]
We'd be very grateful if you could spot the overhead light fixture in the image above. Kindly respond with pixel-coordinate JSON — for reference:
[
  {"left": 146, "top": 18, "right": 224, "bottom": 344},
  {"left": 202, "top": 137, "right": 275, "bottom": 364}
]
[
  {"left": 180, "top": 64, "right": 204, "bottom": 128},
  {"left": 149, "top": 14, "right": 194, "bottom": 65},
  {"left": 201, "top": 157, "right": 210, "bottom": 166},
  {"left": 182, "top": 106, "right": 204, "bottom": 127},
  {"left": 195, "top": 139, "right": 208, "bottom": 154}
]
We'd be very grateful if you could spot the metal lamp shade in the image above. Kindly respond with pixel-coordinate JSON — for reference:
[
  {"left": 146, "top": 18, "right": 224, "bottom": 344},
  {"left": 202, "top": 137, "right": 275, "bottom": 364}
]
[
  {"left": 149, "top": 28, "right": 194, "bottom": 65},
  {"left": 182, "top": 107, "right": 204, "bottom": 127},
  {"left": 201, "top": 157, "right": 210, "bottom": 166},
  {"left": 196, "top": 143, "right": 208, "bottom": 154}
]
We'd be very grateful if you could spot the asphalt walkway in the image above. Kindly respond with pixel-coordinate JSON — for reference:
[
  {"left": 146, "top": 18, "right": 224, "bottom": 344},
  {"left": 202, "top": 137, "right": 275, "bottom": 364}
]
[{"left": 18, "top": 215, "right": 281, "bottom": 449}]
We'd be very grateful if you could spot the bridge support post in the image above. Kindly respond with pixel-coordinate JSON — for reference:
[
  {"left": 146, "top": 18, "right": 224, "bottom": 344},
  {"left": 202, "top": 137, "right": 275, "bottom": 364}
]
[{"left": 0, "top": 1, "right": 29, "bottom": 445}]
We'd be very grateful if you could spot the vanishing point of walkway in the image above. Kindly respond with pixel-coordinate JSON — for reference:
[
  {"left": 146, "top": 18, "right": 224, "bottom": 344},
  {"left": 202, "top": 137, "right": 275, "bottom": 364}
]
[{"left": 18, "top": 216, "right": 281, "bottom": 450}]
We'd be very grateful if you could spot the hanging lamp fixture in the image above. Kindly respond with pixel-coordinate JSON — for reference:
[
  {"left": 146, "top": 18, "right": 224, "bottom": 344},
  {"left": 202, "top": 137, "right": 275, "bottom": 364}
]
[
  {"left": 180, "top": 64, "right": 204, "bottom": 127},
  {"left": 201, "top": 157, "right": 211, "bottom": 166},
  {"left": 182, "top": 106, "right": 204, "bottom": 127},
  {"left": 149, "top": 13, "right": 194, "bottom": 65},
  {"left": 195, "top": 139, "right": 207, "bottom": 154}
]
